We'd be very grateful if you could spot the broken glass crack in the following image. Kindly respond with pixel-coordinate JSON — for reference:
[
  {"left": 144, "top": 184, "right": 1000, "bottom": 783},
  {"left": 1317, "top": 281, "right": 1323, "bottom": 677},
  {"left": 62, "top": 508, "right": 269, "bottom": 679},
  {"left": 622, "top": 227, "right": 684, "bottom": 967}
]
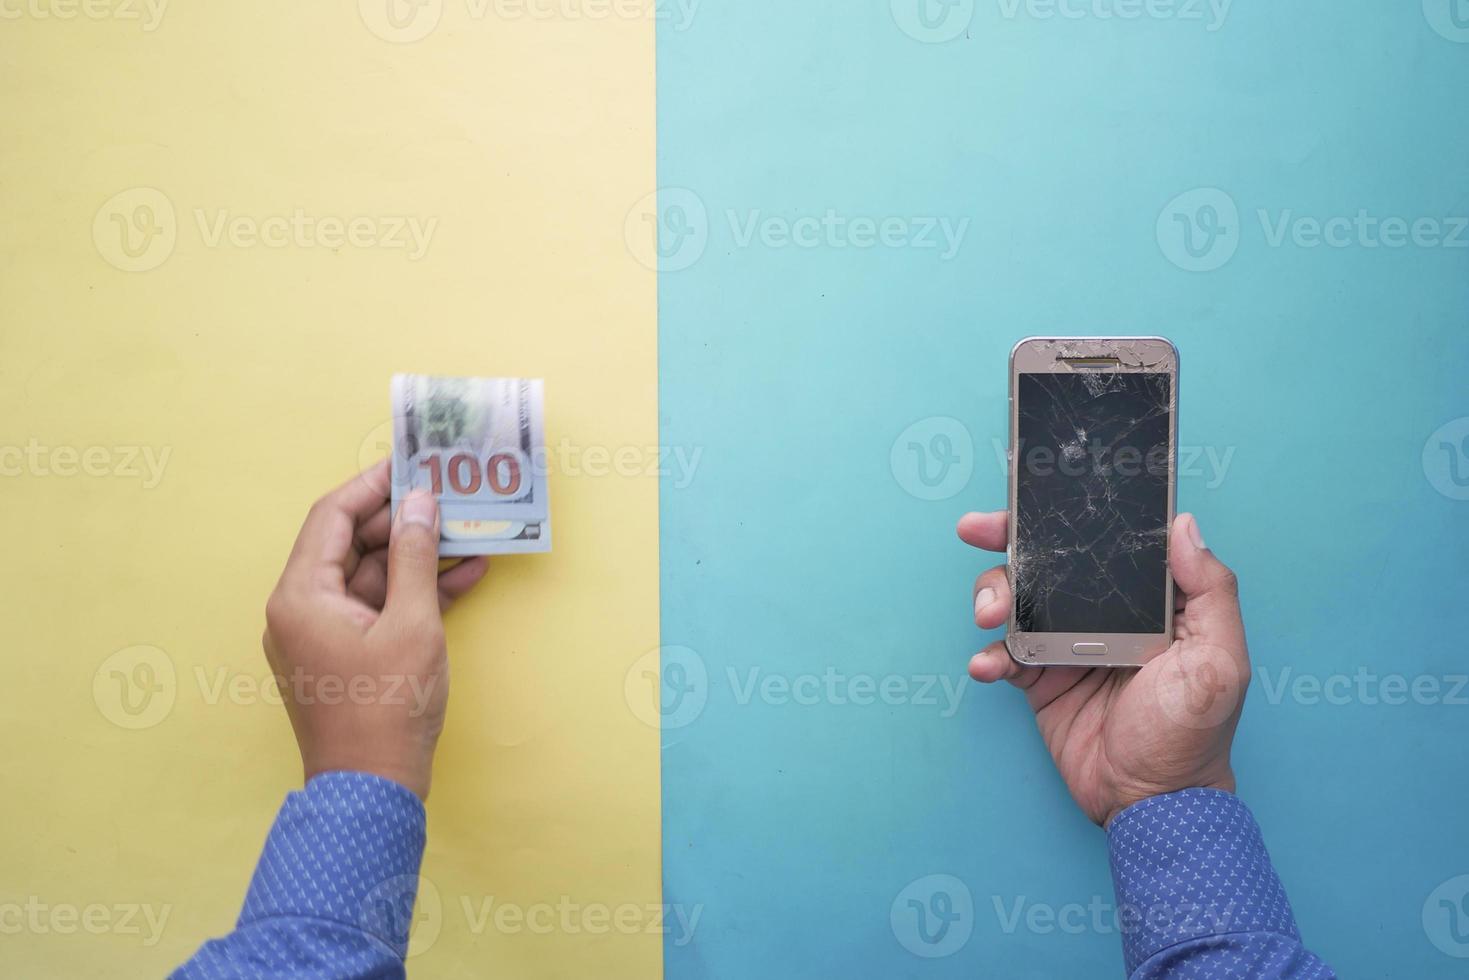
[{"left": 1013, "top": 341, "right": 1173, "bottom": 635}]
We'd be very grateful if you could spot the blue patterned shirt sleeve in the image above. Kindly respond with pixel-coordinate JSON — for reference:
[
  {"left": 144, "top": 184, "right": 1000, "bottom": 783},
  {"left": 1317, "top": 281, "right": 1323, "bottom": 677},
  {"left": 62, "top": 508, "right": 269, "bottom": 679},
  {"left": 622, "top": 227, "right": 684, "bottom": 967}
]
[
  {"left": 1107, "top": 788, "right": 1336, "bottom": 979},
  {"left": 172, "top": 771, "right": 427, "bottom": 980}
]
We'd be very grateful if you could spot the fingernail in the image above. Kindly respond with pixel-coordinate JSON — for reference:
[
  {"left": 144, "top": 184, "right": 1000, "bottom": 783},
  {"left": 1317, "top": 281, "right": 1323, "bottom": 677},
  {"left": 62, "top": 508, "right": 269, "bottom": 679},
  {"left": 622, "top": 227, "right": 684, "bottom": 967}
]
[
  {"left": 975, "top": 587, "right": 998, "bottom": 617},
  {"left": 401, "top": 489, "right": 437, "bottom": 529},
  {"left": 1187, "top": 514, "right": 1206, "bottom": 550}
]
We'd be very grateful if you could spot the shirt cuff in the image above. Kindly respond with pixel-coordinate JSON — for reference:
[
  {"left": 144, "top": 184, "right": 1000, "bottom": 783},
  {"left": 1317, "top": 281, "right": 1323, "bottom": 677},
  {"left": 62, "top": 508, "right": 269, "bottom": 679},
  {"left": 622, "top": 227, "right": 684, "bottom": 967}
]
[
  {"left": 238, "top": 771, "right": 427, "bottom": 959},
  {"left": 1107, "top": 788, "right": 1300, "bottom": 974}
]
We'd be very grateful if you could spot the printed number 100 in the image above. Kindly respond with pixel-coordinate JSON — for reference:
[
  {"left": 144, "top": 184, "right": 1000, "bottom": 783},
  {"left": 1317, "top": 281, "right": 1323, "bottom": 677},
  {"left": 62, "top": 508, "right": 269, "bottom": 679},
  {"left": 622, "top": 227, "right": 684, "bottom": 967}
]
[{"left": 419, "top": 453, "right": 523, "bottom": 496}]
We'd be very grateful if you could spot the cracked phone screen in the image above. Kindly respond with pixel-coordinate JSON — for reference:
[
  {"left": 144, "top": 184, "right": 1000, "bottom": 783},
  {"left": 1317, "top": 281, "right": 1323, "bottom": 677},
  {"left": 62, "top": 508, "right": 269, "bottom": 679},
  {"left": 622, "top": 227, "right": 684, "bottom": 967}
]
[{"left": 1014, "top": 371, "right": 1171, "bottom": 634}]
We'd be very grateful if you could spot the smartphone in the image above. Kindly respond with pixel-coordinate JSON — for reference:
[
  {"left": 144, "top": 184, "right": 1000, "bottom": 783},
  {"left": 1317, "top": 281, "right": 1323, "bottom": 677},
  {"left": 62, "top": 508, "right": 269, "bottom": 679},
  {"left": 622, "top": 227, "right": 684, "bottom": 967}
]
[{"left": 1005, "top": 337, "right": 1178, "bottom": 667}]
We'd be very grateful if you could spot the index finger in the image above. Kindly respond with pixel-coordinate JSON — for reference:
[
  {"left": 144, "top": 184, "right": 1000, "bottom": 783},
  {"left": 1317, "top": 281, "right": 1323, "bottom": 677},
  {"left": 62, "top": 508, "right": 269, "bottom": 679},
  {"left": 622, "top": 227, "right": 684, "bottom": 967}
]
[
  {"left": 956, "top": 510, "right": 1008, "bottom": 553},
  {"left": 282, "top": 459, "right": 392, "bottom": 589}
]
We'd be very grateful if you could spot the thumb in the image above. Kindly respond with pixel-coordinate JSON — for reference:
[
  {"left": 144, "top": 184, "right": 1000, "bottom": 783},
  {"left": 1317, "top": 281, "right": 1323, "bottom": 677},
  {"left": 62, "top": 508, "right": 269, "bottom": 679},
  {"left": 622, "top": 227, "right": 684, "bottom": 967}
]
[
  {"left": 1169, "top": 513, "right": 1246, "bottom": 652},
  {"left": 384, "top": 489, "right": 443, "bottom": 627}
]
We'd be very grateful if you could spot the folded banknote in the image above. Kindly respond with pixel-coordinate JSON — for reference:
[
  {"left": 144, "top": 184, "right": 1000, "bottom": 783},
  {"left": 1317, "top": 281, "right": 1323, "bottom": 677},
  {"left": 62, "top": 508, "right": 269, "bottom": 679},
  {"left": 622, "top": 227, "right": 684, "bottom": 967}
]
[{"left": 390, "top": 374, "right": 551, "bottom": 556}]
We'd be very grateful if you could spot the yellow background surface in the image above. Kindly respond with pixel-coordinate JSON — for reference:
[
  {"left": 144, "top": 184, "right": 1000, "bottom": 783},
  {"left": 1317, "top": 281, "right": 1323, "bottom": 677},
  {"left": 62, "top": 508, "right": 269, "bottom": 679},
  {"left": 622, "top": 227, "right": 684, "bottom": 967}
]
[{"left": 0, "top": 4, "right": 661, "bottom": 976}]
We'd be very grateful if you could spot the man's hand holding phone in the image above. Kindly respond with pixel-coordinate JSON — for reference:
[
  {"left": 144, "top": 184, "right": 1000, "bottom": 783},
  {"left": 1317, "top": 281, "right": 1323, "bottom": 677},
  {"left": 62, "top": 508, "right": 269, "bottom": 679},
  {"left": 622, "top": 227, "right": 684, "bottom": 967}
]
[{"left": 958, "top": 510, "right": 1250, "bottom": 827}]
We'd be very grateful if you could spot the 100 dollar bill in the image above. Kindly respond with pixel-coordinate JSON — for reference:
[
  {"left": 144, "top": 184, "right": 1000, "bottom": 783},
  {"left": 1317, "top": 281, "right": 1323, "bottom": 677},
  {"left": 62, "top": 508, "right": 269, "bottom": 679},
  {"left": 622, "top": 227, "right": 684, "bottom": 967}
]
[{"left": 390, "top": 374, "right": 551, "bottom": 556}]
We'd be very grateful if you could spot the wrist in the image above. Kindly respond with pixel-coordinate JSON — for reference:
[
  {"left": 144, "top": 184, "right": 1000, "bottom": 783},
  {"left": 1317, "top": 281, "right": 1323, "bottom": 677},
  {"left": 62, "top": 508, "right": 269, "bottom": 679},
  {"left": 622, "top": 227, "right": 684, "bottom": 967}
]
[
  {"left": 302, "top": 745, "right": 436, "bottom": 801},
  {"left": 1103, "top": 770, "right": 1235, "bottom": 829}
]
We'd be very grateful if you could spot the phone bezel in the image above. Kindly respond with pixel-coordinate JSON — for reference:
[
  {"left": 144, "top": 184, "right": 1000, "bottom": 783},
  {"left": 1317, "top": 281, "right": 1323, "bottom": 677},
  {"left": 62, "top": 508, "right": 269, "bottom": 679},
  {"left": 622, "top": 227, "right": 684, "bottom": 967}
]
[{"left": 1005, "top": 336, "right": 1179, "bottom": 668}]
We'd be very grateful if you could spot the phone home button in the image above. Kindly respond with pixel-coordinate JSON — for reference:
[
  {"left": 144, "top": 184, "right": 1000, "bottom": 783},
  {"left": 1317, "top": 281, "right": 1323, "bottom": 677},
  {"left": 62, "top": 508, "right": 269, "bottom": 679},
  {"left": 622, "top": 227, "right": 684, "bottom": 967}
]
[{"left": 1072, "top": 643, "right": 1109, "bottom": 657}]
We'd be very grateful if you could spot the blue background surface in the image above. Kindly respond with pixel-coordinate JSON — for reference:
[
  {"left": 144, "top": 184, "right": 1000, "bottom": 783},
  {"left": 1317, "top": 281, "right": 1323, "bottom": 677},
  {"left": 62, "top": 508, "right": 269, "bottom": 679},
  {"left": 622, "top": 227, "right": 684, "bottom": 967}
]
[{"left": 657, "top": 3, "right": 1469, "bottom": 976}]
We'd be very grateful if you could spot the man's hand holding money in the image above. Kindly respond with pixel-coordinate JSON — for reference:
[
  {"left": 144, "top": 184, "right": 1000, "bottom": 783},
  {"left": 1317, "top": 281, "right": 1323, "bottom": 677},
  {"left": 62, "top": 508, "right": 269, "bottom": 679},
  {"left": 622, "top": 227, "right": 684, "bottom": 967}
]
[{"left": 262, "top": 460, "right": 489, "bottom": 800}]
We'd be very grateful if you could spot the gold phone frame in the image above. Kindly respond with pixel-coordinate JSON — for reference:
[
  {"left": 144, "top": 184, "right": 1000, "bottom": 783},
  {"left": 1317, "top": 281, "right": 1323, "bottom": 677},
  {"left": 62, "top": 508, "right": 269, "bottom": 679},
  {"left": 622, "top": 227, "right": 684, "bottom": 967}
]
[{"left": 1005, "top": 337, "right": 1179, "bottom": 668}]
